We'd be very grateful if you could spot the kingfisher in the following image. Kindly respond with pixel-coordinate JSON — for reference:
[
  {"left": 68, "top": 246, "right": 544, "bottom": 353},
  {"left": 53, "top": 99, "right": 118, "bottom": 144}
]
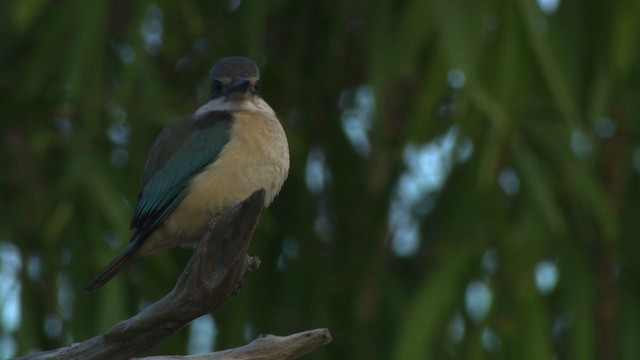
[{"left": 85, "top": 56, "right": 289, "bottom": 292}]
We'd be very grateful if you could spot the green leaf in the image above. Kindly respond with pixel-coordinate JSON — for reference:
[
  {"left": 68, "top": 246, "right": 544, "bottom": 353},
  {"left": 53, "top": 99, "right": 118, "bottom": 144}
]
[{"left": 392, "top": 243, "right": 480, "bottom": 360}]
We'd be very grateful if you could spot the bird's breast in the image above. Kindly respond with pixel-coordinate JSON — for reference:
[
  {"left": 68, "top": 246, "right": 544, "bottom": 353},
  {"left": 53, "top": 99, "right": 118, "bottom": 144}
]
[{"left": 157, "top": 110, "right": 289, "bottom": 246}]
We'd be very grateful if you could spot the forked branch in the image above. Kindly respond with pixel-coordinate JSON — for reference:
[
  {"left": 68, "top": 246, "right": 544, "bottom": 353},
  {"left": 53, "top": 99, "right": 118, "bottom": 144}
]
[{"left": 18, "top": 190, "right": 331, "bottom": 360}]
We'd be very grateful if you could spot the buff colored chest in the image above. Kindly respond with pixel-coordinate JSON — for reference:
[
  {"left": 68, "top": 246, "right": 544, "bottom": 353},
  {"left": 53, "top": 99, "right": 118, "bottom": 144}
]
[{"left": 139, "top": 109, "right": 289, "bottom": 255}]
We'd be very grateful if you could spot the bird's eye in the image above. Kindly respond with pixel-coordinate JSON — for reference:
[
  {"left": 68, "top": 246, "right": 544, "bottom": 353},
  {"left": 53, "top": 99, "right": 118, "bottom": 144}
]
[
  {"left": 253, "top": 81, "right": 260, "bottom": 94},
  {"left": 212, "top": 80, "right": 224, "bottom": 93}
]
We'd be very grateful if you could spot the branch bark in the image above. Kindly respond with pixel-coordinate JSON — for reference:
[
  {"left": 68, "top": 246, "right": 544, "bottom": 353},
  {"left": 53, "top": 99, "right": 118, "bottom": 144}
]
[
  {"left": 137, "top": 328, "right": 332, "bottom": 360},
  {"left": 18, "top": 190, "right": 331, "bottom": 360}
]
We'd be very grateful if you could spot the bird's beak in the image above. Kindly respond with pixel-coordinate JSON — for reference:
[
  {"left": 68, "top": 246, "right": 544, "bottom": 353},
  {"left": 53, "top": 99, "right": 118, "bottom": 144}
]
[{"left": 224, "top": 78, "right": 252, "bottom": 100}]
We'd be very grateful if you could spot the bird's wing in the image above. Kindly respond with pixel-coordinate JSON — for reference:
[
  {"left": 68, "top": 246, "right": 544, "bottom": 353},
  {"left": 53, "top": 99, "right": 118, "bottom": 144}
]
[
  {"left": 85, "top": 110, "right": 233, "bottom": 292},
  {"left": 130, "top": 110, "right": 233, "bottom": 240}
]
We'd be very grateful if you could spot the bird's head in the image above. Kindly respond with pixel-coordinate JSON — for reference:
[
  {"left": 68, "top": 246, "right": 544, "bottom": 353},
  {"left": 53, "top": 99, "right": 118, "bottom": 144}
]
[{"left": 209, "top": 56, "right": 260, "bottom": 102}]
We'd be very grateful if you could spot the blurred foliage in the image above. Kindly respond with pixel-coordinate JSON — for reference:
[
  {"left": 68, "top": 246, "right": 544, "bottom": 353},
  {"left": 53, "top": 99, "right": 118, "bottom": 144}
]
[{"left": 1, "top": 0, "right": 640, "bottom": 359}]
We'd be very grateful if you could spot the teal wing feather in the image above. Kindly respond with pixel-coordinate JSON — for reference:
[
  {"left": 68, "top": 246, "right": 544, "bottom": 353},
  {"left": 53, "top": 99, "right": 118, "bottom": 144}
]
[
  {"left": 131, "top": 110, "right": 233, "bottom": 241},
  {"left": 85, "top": 110, "right": 232, "bottom": 292}
]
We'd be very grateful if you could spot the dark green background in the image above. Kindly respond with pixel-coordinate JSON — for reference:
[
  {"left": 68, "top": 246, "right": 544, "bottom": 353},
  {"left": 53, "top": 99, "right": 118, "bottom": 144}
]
[{"left": 2, "top": 0, "right": 640, "bottom": 359}]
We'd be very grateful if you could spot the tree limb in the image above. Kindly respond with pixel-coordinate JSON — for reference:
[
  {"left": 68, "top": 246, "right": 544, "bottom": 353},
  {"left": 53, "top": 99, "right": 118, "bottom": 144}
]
[
  {"left": 136, "top": 328, "right": 332, "bottom": 360},
  {"left": 17, "top": 190, "right": 331, "bottom": 360}
]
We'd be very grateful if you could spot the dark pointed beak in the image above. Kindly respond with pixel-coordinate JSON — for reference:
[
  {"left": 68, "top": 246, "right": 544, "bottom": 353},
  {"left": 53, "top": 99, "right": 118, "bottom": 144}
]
[{"left": 224, "top": 78, "right": 251, "bottom": 98}]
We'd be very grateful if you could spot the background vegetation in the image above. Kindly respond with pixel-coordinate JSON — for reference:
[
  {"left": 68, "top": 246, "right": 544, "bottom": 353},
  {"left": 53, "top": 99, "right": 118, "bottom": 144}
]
[{"left": 2, "top": 0, "right": 640, "bottom": 359}]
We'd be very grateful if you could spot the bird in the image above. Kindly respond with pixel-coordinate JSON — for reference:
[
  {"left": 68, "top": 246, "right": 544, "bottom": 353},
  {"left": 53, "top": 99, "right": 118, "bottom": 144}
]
[{"left": 85, "top": 56, "right": 289, "bottom": 292}]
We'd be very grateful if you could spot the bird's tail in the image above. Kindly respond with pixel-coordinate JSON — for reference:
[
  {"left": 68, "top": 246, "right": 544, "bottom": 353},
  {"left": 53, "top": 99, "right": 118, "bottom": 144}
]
[{"left": 84, "top": 239, "right": 142, "bottom": 292}]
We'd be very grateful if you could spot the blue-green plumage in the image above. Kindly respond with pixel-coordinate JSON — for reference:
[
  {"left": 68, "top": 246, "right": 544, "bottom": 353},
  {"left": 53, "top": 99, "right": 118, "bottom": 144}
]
[
  {"left": 85, "top": 112, "right": 233, "bottom": 291},
  {"left": 132, "top": 111, "right": 232, "bottom": 240}
]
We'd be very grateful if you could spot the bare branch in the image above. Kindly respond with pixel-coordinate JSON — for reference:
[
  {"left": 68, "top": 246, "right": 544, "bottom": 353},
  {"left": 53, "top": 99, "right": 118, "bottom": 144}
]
[
  {"left": 17, "top": 190, "right": 331, "bottom": 360},
  {"left": 136, "top": 328, "right": 332, "bottom": 360}
]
